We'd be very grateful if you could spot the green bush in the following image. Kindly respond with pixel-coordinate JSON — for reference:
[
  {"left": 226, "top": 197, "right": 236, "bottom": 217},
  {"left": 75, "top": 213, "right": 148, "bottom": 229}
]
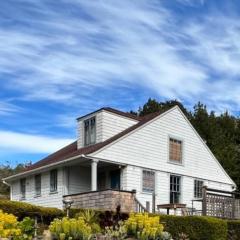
[
  {"left": 160, "top": 215, "right": 227, "bottom": 240},
  {"left": 49, "top": 217, "right": 92, "bottom": 240},
  {"left": 227, "top": 220, "right": 240, "bottom": 240},
  {"left": 0, "top": 200, "right": 64, "bottom": 224}
]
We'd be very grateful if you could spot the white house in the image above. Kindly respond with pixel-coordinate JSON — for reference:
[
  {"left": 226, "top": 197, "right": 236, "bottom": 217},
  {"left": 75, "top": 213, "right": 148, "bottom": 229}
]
[{"left": 3, "top": 106, "right": 236, "bottom": 213}]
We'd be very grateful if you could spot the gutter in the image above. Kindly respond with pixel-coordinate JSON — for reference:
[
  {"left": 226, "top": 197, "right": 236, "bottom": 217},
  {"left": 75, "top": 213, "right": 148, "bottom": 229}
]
[
  {"left": 3, "top": 154, "right": 87, "bottom": 182},
  {"left": 2, "top": 179, "right": 10, "bottom": 186},
  {"left": 3, "top": 154, "right": 127, "bottom": 183}
]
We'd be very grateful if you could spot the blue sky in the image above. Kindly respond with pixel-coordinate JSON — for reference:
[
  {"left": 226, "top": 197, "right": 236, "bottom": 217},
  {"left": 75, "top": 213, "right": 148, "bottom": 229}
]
[{"left": 1, "top": 0, "right": 240, "bottom": 166}]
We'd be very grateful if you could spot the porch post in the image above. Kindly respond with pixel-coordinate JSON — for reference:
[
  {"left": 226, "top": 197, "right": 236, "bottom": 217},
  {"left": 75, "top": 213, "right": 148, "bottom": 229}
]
[{"left": 91, "top": 159, "right": 98, "bottom": 191}]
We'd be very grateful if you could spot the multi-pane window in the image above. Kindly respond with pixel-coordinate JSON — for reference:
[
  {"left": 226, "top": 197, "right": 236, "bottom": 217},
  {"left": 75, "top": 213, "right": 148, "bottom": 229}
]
[
  {"left": 84, "top": 117, "right": 96, "bottom": 146},
  {"left": 194, "top": 180, "right": 204, "bottom": 198},
  {"left": 142, "top": 170, "right": 155, "bottom": 193},
  {"left": 20, "top": 178, "right": 26, "bottom": 199},
  {"left": 170, "top": 175, "right": 181, "bottom": 204},
  {"left": 50, "top": 169, "right": 58, "bottom": 192},
  {"left": 169, "top": 138, "right": 182, "bottom": 163},
  {"left": 35, "top": 174, "right": 41, "bottom": 196}
]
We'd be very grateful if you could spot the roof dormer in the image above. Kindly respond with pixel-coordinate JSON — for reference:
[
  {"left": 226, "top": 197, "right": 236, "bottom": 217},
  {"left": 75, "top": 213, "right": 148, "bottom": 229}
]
[{"left": 77, "top": 108, "right": 139, "bottom": 149}]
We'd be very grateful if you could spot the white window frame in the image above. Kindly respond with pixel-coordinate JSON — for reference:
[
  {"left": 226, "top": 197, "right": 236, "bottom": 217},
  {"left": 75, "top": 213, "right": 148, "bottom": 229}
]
[
  {"left": 194, "top": 179, "right": 204, "bottom": 199},
  {"left": 34, "top": 174, "right": 41, "bottom": 197},
  {"left": 169, "top": 174, "right": 182, "bottom": 204},
  {"left": 20, "top": 178, "right": 26, "bottom": 200},
  {"left": 142, "top": 169, "right": 155, "bottom": 193},
  {"left": 50, "top": 169, "right": 58, "bottom": 193},
  {"left": 84, "top": 116, "right": 96, "bottom": 146}
]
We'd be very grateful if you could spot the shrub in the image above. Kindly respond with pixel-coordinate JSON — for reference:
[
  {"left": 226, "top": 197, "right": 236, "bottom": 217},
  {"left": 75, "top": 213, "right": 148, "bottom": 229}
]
[
  {"left": 76, "top": 209, "right": 101, "bottom": 234},
  {"left": 0, "top": 200, "right": 63, "bottom": 224},
  {"left": 49, "top": 217, "right": 92, "bottom": 240},
  {"left": 18, "top": 217, "right": 35, "bottom": 239},
  {"left": 0, "top": 210, "right": 21, "bottom": 239},
  {"left": 227, "top": 220, "right": 240, "bottom": 240},
  {"left": 124, "top": 213, "right": 164, "bottom": 240},
  {"left": 98, "top": 210, "right": 129, "bottom": 228},
  {"left": 160, "top": 215, "right": 227, "bottom": 240},
  {"left": 104, "top": 221, "right": 127, "bottom": 240}
]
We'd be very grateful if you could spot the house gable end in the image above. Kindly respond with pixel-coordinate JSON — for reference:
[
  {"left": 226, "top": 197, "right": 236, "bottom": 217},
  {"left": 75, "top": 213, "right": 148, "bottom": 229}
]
[{"left": 91, "top": 106, "right": 235, "bottom": 186}]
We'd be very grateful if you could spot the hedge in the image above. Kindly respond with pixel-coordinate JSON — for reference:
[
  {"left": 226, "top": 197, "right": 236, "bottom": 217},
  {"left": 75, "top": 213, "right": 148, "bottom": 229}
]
[
  {"left": 227, "top": 220, "right": 240, "bottom": 240},
  {"left": 159, "top": 215, "right": 227, "bottom": 240},
  {"left": 0, "top": 200, "right": 64, "bottom": 224}
]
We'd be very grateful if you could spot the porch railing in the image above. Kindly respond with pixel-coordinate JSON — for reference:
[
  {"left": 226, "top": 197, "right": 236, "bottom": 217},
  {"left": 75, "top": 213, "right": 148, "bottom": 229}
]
[
  {"left": 202, "top": 187, "right": 240, "bottom": 219},
  {"left": 134, "top": 196, "right": 148, "bottom": 212}
]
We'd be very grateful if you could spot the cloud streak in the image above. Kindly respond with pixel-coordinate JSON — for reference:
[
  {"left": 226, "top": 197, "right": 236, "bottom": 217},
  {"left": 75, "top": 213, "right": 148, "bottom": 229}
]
[
  {"left": 0, "top": 130, "right": 73, "bottom": 153},
  {"left": 1, "top": 0, "right": 240, "bottom": 112}
]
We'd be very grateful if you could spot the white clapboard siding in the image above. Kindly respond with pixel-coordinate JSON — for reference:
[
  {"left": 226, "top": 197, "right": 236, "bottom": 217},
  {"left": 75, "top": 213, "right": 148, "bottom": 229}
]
[
  {"left": 101, "top": 111, "right": 138, "bottom": 141},
  {"left": 92, "top": 107, "right": 233, "bottom": 185},
  {"left": 91, "top": 107, "right": 234, "bottom": 207},
  {"left": 68, "top": 166, "right": 91, "bottom": 194},
  {"left": 77, "top": 110, "right": 137, "bottom": 148},
  {"left": 11, "top": 168, "right": 64, "bottom": 209}
]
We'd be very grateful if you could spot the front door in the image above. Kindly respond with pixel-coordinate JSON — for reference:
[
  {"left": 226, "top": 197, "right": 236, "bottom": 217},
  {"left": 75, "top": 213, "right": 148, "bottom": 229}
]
[{"left": 110, "top": 169, "right": 120, "bottom": 190}]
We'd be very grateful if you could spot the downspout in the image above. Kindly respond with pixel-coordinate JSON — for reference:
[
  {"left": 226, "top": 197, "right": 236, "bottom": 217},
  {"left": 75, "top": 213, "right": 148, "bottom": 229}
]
[
  {"left": 2, "top": 179, "right": 12, "bottom": 200},
  {"left": 2, "top": 179, "right": 10, "bottom": 186}
]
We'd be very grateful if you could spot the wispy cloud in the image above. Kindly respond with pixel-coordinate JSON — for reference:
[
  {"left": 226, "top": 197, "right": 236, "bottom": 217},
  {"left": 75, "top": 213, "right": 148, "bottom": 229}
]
[
  {"left": 1, "top": 0, "right": 240, "bottom": 164},
  {"left": 0, "top": 130, "right": 73, "bottom": 153},
  {"left": 0, "top": 102, "right": 21, "bottom": 116},
  {"left": 2, "top": 0, "right": 237, "bottom": 111}
]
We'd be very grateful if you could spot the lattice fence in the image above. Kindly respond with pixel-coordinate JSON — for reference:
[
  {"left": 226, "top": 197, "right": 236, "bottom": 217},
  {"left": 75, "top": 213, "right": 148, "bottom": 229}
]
[{"left": 202, "top": 187, "right": 240, "bottom": 219}]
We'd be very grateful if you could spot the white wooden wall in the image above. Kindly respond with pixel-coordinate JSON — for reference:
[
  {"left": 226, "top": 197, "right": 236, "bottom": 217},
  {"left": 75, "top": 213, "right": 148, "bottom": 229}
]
[
  {"left": 77, "top": 110, "right": 137, "bottom": 148},
  {"left": 92, "top": 107, "right": 234, "bottom": 209},
  {"left": 68, "top": 166, "right": 91, "bottom": 194},
  {"left": 11, "top": 168, "right": 64, "bottom": 209},
  {"left": 121, "top": 165, "right": 233, "bottom": 211},
  {"left": 101, "top": 111, "right": 138, "bottom": 141}
]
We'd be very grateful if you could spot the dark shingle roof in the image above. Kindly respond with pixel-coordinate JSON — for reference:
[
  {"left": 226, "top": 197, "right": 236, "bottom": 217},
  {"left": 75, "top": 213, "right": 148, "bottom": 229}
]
[
  {"left": 21, "top": 109, "right": 168, "bottom": 174},
  {"left": 77, "top": 107, "right": 139, "bottom": 121}
]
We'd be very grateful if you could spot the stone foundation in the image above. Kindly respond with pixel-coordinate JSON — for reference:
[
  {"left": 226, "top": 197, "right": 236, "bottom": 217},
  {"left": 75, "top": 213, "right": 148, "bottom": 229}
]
[{"left": 63, "top": 189, "right": 136, "bottom": 212}]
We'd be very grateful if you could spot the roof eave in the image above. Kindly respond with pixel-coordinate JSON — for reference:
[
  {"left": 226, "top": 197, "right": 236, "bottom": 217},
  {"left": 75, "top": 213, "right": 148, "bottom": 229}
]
[{"left": 3, "top": 154, "right": 86, "bottom": 182}]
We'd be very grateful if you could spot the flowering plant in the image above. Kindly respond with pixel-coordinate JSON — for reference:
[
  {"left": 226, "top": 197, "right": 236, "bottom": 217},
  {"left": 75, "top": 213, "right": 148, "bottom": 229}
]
[
  {"left": 124, "top": 213, "right": 164, "bottom": 240},
  {"left": 49, "top": 217, "right": 92, "bottom": 240},
  {"left": 0, "top": 210, "right": 22, "bottom": 239}
]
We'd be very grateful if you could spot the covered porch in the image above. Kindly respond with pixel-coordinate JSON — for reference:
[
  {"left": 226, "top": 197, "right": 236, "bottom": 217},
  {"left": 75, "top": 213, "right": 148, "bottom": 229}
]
[
  {"left": 64, "top": 158, "right": 124, "bottom": 194},
  {"left": 62, "top": 157, "right": 144, "bottom": 212}
]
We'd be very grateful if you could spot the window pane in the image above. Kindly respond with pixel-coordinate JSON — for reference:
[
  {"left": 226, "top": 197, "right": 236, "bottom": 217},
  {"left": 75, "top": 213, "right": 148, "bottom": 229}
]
[
  {"left": 35, "top": 174, "right": 41, "bottom": 196},
  {"left": 142, "top": 170, "right": 155, "bottom": 193},
  {"left": 194, "top": 180, "right": 203, "bottom": 198},
  {"left": 169, "top": 138, "right": 182, "bottom": 162},
  {"left": 170, "top": 175, "right": 181, "bottom": 203},
  {"left": 20, "top": 178, "right": 26, "bottom": 199},
  {"left": 84, "top": 117, "right": 96, "bottom": 146},
  {"left": 50, "top": 169, "right": 58, "bottom": 192}
]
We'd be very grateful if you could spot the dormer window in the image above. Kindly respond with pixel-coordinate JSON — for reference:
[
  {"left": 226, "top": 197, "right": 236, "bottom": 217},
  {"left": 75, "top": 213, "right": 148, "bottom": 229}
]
[{"left": 84, "top": 117, "right": 96, "bottom": 146}]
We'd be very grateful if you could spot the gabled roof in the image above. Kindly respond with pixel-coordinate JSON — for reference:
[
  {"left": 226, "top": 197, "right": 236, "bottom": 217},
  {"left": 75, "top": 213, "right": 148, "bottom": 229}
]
[
  {"left": 76, "top": 107, "right": 139, "bottom": 121},
  {"left": 7, "top": 108, "right": 167, "bottom": 178}
]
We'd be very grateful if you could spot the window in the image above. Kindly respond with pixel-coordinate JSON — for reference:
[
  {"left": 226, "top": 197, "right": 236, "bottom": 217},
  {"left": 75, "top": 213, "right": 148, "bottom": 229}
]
[
  {"left": 142, "top": 170, "right": 155, "bottom": 193},
  {"left": 84, "top": 117, "right": 96, "bottom": 146},
  {"left": 20, "top": 178, "right": 26, "bottom": 199},
  {"left": 169, "top": 138, "right": 182, "bottom": 163},
  {"left": 35, "top": 174, "right": 41, "bottom": 196},
  {"left": 170, "top": 175, "right": 181, "bottom": 204},
  {"left": 194, "top": 179, "right": 204, "bottom": 198},
  {"left": 50, "top": 169, "right": 58, "bottom": 192}
]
